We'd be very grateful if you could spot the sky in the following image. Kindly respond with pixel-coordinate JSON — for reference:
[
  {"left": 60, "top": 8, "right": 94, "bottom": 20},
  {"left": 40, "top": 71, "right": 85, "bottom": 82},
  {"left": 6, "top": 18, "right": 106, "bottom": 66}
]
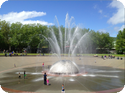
[{"left": 0, "top": 0, "right": 125, "bottom": 37}]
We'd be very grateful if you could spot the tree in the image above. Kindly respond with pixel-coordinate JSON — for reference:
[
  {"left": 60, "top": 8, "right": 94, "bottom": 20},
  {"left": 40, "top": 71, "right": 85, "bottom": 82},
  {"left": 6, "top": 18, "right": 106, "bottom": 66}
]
[
  {"left": 116, "top": 28, "right": 125, "bottom": 54},
  {"left": 89, "top": 31, "right": 114, "bottom": 53},
  {"left": 10, "top": 22, "right": 23, "bottom": 47},
  {"left": 0, "top": 20, "right": 10, "bottom": 50}
]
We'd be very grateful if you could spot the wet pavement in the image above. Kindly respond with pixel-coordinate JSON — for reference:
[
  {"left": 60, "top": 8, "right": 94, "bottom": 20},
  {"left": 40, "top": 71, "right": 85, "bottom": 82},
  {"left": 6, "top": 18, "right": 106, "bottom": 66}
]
[{"left": 0, "top": 65, "right": 124, "bottom": 93}]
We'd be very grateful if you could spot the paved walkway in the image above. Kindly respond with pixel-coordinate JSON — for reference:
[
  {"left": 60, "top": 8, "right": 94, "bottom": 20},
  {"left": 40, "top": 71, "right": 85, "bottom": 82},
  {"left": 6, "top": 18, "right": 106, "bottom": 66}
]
[{"left": 0, "top": 56, "right": 124, "bottom": 93}]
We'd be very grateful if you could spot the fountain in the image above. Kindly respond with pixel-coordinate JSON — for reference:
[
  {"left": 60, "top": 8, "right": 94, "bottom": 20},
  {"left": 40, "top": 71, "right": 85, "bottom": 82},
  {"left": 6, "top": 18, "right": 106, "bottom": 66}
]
[
  {"left": 44, "top": 13, "right": 89, "bottom": 75},
  {"left": 0, "top": 13, "right": 124, "bottom": 93},
  {"left": 49, "top": 60, "right": 79, "bottom": 74}
]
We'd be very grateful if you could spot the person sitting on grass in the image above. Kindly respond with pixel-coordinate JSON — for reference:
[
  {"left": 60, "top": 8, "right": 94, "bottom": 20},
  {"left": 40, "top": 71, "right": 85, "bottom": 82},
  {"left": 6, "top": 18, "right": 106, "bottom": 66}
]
[{"left": 9, "top": 52, "right": 12, "bottom": 57}]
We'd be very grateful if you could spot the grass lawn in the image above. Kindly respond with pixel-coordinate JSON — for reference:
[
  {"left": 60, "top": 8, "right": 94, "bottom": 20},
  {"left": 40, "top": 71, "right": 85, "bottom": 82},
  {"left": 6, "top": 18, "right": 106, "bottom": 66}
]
[{"left": 0, "top": 53, "right": 124, "bottom": 57}]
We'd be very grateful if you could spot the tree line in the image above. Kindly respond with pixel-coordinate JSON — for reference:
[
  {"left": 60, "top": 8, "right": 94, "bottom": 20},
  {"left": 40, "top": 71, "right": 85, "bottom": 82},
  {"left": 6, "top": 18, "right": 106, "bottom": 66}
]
[
  {"left": 116, "top": 28, "right": 125, "bottom": 54},
  {"left": 0, "top": 20, "right": 124, "bottom": 54}
]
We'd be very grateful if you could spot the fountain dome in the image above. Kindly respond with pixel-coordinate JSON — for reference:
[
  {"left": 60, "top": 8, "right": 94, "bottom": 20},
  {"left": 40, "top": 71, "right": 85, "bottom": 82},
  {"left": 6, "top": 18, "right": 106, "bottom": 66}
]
[{"left": 49, "top": 60, "right": 79, "bottom": 74}]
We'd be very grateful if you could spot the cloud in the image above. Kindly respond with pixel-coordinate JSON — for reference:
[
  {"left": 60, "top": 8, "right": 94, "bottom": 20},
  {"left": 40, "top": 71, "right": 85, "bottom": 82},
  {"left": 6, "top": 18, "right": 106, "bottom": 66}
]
[
  {"left": 119, "top": 25, "right": 125, "bottom": 31},
  {"left": 0, "top": 11, "right": 54, "bottom": 25},
  {"left": 107, "top": 1, "right": 124, "bottom": 25},
  {"left": 99, "top": 10, "right": 103, "bottom": 14},
  {"left": 114, "top": 26, "right": 120, "bottom": 31},
  {"left": 98, "top": 29, "right": 106, "bottom": 32},
  {"left": 94, "top": 5, "right": 97, "bottom": 9},
  {"left": 104, "top": 15, "right": 108, "bottom": 17},
  {"left": 0, "top": 0, "right": 8, "bottom": 8},
  {"left": 22, "top": 20, "right": 53, "bottom": 25},
  {"left": 118, "top": 0, "right": 125, "bottom": 7}
]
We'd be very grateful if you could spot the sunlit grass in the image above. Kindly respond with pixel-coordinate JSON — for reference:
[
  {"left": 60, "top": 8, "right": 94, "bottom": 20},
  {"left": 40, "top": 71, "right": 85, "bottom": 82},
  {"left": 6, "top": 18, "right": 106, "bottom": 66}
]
[{"left": 0, "top": 53, "right": 124, "bottom": 57}]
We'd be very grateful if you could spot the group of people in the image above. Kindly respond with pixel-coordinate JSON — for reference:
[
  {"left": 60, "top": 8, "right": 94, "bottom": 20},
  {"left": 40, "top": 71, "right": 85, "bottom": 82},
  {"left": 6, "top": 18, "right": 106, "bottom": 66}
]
[
  {"left": 18, "top": 71, "right": 26, "bottom": 79},
  {"left": 101, "top": 55, "right": 115, "bottom": 59},
  {"left": 101, "top": 55, "right": 123, "bottom": 60},
  {"left": 4, "top": 50, "right": 19, "bottom": 57},
  {"left": 43, "top": 72, "right": 49, "bottom": 86},
  {"left": 43, "top": 72, "right": 65, "bottom": 92},
  {"left": 3, "top": 49, "right": 27, "bottom": 57},
  {"left": 17, "top": 63, "right": 65, "bottom": 92}
]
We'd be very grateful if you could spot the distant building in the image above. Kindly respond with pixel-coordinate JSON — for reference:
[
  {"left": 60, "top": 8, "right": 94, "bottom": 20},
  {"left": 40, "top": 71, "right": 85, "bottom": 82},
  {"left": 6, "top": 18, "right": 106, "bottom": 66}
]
[{"left": 110, "top": 40, "right": 116, "bottom": 54}]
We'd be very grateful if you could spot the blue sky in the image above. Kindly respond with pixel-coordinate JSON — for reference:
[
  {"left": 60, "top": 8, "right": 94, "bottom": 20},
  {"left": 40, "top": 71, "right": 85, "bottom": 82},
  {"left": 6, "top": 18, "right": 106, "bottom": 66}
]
[{"left": 0, "top": 0, "right": 125, "bottom": 37}]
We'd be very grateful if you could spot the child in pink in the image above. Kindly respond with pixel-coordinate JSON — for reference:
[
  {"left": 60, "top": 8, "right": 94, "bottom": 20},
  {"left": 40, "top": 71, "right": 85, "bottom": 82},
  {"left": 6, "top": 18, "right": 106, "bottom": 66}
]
[
  {"left": 47, "top": 78, "right": 49, "bottom": 86},
  {"left": 42, "top": 62, "right": 44, "bottom": 67}
]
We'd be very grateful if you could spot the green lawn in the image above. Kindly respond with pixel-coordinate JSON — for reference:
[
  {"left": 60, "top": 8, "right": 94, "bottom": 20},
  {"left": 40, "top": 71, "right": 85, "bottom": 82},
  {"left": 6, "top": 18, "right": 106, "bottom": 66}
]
[{"left": 0, "top": 53, "right": 124, "bottom": 57}]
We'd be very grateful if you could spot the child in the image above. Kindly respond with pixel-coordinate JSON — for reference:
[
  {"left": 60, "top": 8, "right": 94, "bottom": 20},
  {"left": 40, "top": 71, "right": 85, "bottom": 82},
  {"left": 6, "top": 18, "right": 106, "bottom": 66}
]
[
  {"left": 61, "top": 84, "right": 65, "bottom": 93},
  {"left": 14, "top": 64, "right": 16, "bottom": 67},
  {"left": 18, "top": 72, "right": 21, "bottom": 79},
  {"left": 47, "top": 78, "right": 49, "bottom": 86},
  {"left": 42, "top": 62, "right": 44, "bottom": 67},
  {"left": 24, "top": 71, "right": 26, "bottom": 79}
]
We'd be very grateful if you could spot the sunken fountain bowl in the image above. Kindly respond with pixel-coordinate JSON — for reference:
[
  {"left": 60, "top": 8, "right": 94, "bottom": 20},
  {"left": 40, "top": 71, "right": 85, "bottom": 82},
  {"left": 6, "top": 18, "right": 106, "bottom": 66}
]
[{"left": 49, "top": 60, "right": 79, "bottom": 74}]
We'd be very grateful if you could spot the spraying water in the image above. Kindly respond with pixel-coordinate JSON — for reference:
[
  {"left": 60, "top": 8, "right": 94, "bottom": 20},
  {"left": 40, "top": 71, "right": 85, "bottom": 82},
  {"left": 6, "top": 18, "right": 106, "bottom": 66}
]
[{"left": 44, "top": 13, "right": 89, "bottom": 74}]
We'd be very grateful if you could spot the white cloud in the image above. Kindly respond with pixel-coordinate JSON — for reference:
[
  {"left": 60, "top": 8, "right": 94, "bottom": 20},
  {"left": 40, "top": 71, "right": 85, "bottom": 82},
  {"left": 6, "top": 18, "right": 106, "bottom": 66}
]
[
  {"left": 22, "top": 20, "right": 53, "bottom": 25},
  {"left": 104, "top": 15, "right": 108, "bottom": 17},
  {"left": 0, "top": 11, "right": 53, "bottom": 25},
  {"left": 94, "top": 5, "right": 97, "bottom": 9},
  {"left": 114, "top": 26, "right": 120, "bottom": 31},
  {"left": 99, "top": 10, "right": 103, "bottom": 14},
  {"left": 120, "top": 25, "right": 125, "bottom": 30},
  {"left": 98, "top": 29, "right": 106, "bottom": 32},
  {"left": 0, "top": 0, "right": 8, "bottom": 8},
  {"left": 107, "top": 1, "right": 125, "bottom": 25},
  {"left": 118, "top": 0, "right": 125, "bottom": 7}
]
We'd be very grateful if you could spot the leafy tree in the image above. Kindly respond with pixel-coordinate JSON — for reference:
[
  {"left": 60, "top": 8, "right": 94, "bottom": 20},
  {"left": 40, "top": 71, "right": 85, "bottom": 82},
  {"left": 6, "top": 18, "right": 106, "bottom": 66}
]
[
  {"left": 116, "top": 28, "right": 125, "bottom": 54},
  {"left": 89, "top": 31, "right": 113, "bottom": 53},
  {"left": 10, "top": 22, "right": 23, "bottom": 47},
  {"left": 0, "top": 20, "right": 10, "bottom": 50}
]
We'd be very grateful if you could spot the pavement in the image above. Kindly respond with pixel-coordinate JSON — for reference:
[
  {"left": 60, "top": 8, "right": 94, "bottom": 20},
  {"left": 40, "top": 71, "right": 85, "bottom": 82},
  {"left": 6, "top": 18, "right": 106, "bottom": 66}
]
[{"left": 0, "top": 56, "right": 124, "bottom": 93}]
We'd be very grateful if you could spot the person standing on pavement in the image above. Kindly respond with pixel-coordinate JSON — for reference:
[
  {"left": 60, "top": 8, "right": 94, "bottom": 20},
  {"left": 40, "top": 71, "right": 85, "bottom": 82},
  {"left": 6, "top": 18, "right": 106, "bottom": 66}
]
[
  {"left": 24, "top": 71, "right": 26, "bottom": 79},
  {"left": 43, "top": 72, "right": 47, "bottom": 85}
]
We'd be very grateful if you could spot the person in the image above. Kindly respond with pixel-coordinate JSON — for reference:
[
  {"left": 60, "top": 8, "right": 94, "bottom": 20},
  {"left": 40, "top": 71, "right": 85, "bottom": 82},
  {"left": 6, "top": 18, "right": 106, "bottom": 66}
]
[
  {"left": 5, "top": 50, "right": 7, "bottom": 57},
  {"left": 3, "top": 50, "right": 5, "bottom": 53},
  {"left": 43, "top": 52, "right": 44, "bottom": 56},
  {"left": 42, "top": 62, "right": 44, "bottom": 67},
  {"left": 47, "top": 78, "right": 49, "bottom": 86},
  {"left": 61, "top": 84, "right": 65, "bottom": 93},
  {"left": 12, "top": 51, "right": 13, "bottom": 55},
  {"left": 111, "top": 55, "right": 112, "bottom": 59},
  {"left": 43, "top": 72, "right": 47, "bottom": 85},
  {"left": 95, "top": 60, "right": 96, "bottom": 63},
  {"left": 108, "top": 55, "right": 110, "bottom": 59},
  {"left": 101, "top": 55, "right": 103, "bottom": 59},
  {"left": 103, "top": 55, "right": 106, "bottom": 60},
  {"left": 20, "top": 53, "right": 22, "bottom": 56},
  {"left": 18, "top": 72, "right": 21, "bottom": 79},
  {"left": 14, "top": 64, "right": 16, "bottom": 67},
  {"left": 9, "top": 52, "right": 12, "bottom": 57},
  {"left": 104, "top": 55, "right": 106, "bottom": 59},
  {"left": 24, "top": 71, "right": 26, "bottom": 79}
]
